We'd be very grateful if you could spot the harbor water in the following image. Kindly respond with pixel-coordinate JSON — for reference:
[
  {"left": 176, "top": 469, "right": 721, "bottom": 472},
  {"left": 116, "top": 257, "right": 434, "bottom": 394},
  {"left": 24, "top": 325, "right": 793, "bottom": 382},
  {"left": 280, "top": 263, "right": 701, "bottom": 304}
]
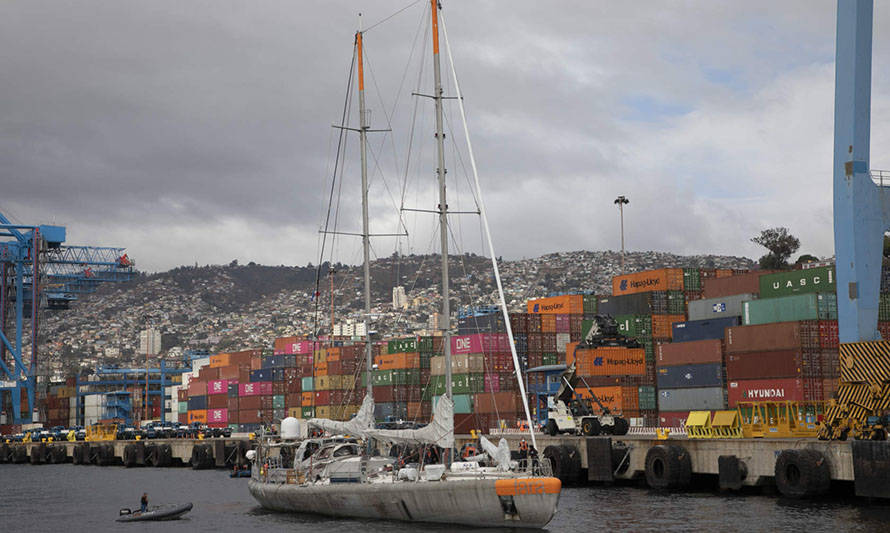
[{"left": 1, "top": 464, "right": 889, "bottom": 532}]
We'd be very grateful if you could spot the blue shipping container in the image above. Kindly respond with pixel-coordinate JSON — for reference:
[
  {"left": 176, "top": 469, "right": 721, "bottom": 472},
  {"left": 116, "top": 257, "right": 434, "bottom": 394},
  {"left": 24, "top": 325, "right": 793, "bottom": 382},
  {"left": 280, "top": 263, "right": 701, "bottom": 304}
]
[
  {"left": 187, "top": 395, "right": 207, "bottom": 410},
  {"left": 656, "top": 363, "right": 724, "bottom": 389},
  {"left": 672, "top": 317, "right": 739, "bottom": 342},
  {"left": 250, "top": 368, "right": 273, "bottom": 382},
  {"left": 227, "top": 383, "right": 239, "bottom": 398}
]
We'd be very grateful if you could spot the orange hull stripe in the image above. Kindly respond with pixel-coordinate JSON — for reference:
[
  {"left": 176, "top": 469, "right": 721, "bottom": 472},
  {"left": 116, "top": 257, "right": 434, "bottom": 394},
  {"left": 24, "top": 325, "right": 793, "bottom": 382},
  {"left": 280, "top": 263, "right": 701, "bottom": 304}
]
[{"left": 494, "top": 478, "right": 561, "bottom": 496}]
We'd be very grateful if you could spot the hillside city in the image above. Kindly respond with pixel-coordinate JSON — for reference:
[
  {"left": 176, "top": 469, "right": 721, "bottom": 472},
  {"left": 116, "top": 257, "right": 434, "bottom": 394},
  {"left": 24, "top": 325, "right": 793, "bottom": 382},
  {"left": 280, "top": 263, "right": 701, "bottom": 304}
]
[{"left": 34, "top": 250, "right": 755, "bottom": 379}]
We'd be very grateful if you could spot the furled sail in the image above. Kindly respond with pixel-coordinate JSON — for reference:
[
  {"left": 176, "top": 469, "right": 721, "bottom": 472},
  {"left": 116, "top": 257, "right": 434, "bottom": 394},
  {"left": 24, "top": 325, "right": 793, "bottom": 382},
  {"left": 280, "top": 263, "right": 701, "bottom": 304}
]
[
  {"left": 365, "top": 394, "right": 454, "bottom": 449},
  {"left": 307, "top": 393, "right": 374, "bottom": 437}
]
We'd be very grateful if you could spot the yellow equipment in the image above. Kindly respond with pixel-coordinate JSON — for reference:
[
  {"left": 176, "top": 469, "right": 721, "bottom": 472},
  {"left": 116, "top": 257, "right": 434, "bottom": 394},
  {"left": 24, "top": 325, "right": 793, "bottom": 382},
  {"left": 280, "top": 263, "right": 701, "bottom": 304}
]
[
  {"left": 85, "top": 423, "right": 118, "bottom": 441},
  {"left": 710, "top": 410, "right": 743, "bottom": 438},
  {"left": 737, "top": 401, "right": 825, "bottom": 438},
  {"left": 685, "top": 411, "right": 713, "bottom": 438}
]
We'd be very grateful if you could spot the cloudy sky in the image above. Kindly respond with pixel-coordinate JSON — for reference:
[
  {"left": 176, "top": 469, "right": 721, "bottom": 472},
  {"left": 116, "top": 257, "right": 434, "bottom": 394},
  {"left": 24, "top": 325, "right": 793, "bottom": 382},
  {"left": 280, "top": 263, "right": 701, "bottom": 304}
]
[{"left": 3, "top": 1, "right": 889, "bottom": 272}]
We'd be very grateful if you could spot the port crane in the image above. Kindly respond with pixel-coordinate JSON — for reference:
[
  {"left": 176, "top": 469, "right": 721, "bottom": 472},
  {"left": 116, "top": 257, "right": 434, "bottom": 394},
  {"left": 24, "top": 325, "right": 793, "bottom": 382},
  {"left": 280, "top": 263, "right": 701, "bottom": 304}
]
[{"left": 0, "top": 211, "right": 135, "bottom": 424}]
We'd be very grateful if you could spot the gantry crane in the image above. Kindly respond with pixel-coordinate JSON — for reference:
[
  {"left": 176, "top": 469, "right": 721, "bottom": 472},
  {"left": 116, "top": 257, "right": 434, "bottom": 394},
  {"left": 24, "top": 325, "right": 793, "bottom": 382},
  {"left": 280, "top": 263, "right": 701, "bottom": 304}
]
[{"left": 0, "top": 211, "right": 135, "bottom": 424}]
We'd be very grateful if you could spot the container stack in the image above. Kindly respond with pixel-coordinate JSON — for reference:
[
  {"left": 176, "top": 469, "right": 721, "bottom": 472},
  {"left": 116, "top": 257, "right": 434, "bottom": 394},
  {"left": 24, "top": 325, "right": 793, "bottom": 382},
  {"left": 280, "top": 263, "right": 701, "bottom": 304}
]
[{"left": 725, "top": 266, "right": 839, "bottom": 405}]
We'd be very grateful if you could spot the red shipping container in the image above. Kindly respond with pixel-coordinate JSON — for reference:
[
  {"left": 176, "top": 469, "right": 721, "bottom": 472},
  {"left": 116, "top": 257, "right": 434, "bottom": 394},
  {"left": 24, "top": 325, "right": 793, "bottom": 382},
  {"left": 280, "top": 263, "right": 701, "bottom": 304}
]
[
  {"left": 452, "top": 333, "right": 506, "bottom": 355},
  {"left": 555, "top": 314, "right": 570, "bottom": 333},
  {"left": 727, "top": 378, "right": 810, "bottom": 407},
  {"left": 656, "top": 339, "right": 723, "bottom": 366},
  {"left": 314, "top": 390, "right": 331, "bottom": 406},
  {"left": 474, "top": 392, "right": 522, "bottom": 414},
  {"left": 725, "top": 349, "right": 822, "bottom": 380},
  {"left": 726, "top": 322, "right": 805, "bottom": 354},
  {"left": 227, "top": 397, "right": 239, "bottom": 411},
  {"left": 208, "top": 394, "right": 228, "bottom": 409},
  {"left": 484, "top": 373, "right": 500, "bottom": 393},
  {"left": 239, "top": 396, "right": 261, "bottom": 410},
  {"left": 240, "top": 409, "right": 260, "bottom": 423},
  {"left": 658, "top": 411, "right": 689, "bottom": 428},
  {"left": 703, "top": 270, "right": 775, "bottom": 298},
  {"left": 218, "top": 365, "right": 240, "bottom": 380},
  {"left": 818, "top": 321, "right": 839, "bottom": 348},
  {"left": 188, "top": 380, "right": 206, "bottom": 396}
]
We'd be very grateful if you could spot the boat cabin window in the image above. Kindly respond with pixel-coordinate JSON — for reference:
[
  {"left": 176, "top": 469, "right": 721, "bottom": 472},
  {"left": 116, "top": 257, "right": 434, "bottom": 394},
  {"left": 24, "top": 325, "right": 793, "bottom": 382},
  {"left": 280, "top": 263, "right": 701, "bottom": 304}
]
[{"left": 333, "top": 445, "right": 358, "bottom": 458}]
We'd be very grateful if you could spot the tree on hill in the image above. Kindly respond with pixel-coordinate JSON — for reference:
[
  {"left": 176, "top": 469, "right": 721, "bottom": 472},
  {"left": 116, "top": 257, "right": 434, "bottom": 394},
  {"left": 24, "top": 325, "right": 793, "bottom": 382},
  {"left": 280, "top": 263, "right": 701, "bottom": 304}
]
[
  {"left": 752, "top": 227, "right": 800, "bottom": 269},
  {"left": 796, "top": 254, "right": 819, "bottom": 265}
]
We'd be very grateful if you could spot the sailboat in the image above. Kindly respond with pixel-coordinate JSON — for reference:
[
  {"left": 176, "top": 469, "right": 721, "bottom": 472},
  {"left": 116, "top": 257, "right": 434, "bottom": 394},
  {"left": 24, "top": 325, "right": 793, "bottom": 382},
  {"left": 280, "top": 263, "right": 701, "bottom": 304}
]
[{"left": 248, "top": 2, "right": 561, "bottom": 527}]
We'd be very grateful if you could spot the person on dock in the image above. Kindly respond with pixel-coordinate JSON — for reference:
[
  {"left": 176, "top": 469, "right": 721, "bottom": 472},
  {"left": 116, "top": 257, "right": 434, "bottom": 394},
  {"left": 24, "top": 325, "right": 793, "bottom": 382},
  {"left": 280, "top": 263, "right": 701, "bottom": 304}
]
[{"left": 140, "top": 493, "right": 148, "bottom": 513}]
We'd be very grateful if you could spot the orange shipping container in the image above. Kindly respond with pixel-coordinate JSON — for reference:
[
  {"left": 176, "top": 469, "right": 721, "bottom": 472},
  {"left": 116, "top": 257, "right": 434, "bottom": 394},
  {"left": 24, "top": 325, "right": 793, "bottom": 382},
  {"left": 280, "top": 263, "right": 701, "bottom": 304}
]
[
  {"left": 374, "top": 352, "right": 420, "bottom": 370},
  {"left": 565, "top": 342, "right": 581, "bottom": 366},
  {"left": 652, "top": 314, "right": 686, "bottom": 340},
  {"left": 541, "top": 314, "right": 557, "bottom": 333},
  {"left": 315, "top": 362, "right": 328, "bottom": 376},
  {"left": 574, "top": 386, "right": 639, "bottom": 414},
  {"left": 612, "top": 268, "right": 683, "bottom": 296},
  {"left": 575, "top": 346, "right": 646, "bottom": 376},
  {"left": 301, "top": 392, "right": 313, "bottom": 405},
  {"left": 210, "top": 353, "right": 231, "bottom": 368},
  {"left": 188, "top": 410, "right": 207, "bottom": 424},
  {"left": 527, "top": 294, "right": 583, "bottom": 314}
]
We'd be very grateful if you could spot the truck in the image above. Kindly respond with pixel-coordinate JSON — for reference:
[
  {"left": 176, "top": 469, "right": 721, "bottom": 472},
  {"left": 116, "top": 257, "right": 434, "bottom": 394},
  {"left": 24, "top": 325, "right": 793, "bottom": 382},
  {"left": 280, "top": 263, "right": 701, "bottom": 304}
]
[{"left": 541, "top": 315, "right": 634, "bottom": 437}]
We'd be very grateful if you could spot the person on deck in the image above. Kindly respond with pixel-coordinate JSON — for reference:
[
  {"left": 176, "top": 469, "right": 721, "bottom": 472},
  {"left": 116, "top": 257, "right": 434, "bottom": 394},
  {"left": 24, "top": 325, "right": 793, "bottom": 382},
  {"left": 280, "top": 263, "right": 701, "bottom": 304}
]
[{"left": 140, "top": 493, "right": 148, "bottom": 513}]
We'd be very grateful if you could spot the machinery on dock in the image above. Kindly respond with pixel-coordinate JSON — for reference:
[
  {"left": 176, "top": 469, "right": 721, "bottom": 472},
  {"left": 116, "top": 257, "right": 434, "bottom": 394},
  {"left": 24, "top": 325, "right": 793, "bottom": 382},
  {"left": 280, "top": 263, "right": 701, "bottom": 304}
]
[{"left": 542, "top": 362, "right": 629, "bottom": 437}]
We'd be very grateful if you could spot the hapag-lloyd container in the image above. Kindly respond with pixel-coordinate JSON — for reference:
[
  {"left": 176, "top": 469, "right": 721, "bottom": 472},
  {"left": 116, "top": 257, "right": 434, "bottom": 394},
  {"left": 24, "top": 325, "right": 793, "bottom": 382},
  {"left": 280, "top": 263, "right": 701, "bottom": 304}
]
[
  {"left": 759, "top": 266, "right": 835, "bottom": 298},
  {"left": 725, "top": 349, "right": 821, "bottom": 380},
  {"left": 727, "top": 377, "right": 809, "bottom": 406},
  {"left": 572, "top": 346, "right": 646, "bottom": 376},
  {"left": 657, "top": 387, "right": 726, "bottom": 411},
  {"left": 207, "top": 379, "right": 229, "bottom": 395},
  {"left": 672, "top": 317, "right": 739, "bottom": 343},
  {"left": 527, "top": 294, "right": 583, "bottom": 314},
  {"left": 656, "top": 363, "right": 724, "bottom": 389},
  {"left": 687, "top": 293, "right": 756, "bottom": 321},
  {"left": 573, "top": 385, "right": 640, "bottom": 414},
  {"left": 656, "top": 339, "right": 723, "bottom": 366},
  {"left": 612, "top": 268, "right": 683, "bottom": 296}
]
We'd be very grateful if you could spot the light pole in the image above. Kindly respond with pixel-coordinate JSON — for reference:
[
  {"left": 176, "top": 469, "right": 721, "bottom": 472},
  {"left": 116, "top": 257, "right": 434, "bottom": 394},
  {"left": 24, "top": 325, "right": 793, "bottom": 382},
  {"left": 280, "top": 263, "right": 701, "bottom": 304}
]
[{"left": 614, "top": 196, "right": 629, "bottom": 273}]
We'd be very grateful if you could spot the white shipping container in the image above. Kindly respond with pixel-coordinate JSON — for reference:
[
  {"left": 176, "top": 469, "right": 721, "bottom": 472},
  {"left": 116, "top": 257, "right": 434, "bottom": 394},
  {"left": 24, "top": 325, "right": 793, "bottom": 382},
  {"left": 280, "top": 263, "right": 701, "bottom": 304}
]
[
  {"left": 687, "top": 293, "right": 757, "bottom": 322},
  {"left": 192, "top": 357, "right": 211, "bottom": 372},
  {"left": 556, "top": 333, "right": 571, "bottom": 354}
]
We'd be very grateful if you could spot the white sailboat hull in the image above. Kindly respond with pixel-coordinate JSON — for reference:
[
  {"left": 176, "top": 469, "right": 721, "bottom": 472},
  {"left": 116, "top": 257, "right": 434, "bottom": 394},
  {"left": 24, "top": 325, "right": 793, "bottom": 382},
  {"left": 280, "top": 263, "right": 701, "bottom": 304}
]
[{"left": 248, "top": 476, "right": 560, "bottom": 528}]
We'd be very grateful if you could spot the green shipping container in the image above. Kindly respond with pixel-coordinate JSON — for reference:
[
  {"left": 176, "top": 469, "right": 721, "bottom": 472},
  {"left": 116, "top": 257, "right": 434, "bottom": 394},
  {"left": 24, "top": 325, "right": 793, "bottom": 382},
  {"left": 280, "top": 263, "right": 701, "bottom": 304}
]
[
  {"left": 638, "top": 386, "right": 657, "bottom": 411},
  {"left": 178, "top": 401, "right": 188, "bottom": 414},
  {"left": 667, "top": 291, "right": 686, "bottom": 315},
  {"left": 743, "top": 292, "right": 836, "bottom": 325},
  {"left": 542, "top": 353, "right": 558, "bottom": 366},
  {"left": 881, "top": 294, "right": 890, "bottom": 321},
  {"left": 433, "top": 394, "right": 473, "bottom": 414},
  {"left": 228, "top": 423, "right": 239, "bottom": 432},
  {"left": 683, "top": 268, "right": 701, "bottom": 291},
  {"left": 391, "top": 369, "right": 420, "bottom": 385},
  {"left": 612, "top": 315, "right": 652, "bottom": 339},
  {"left": 273, "top": 395, "right": 285, "bottom": 409},
  {"left": 641, "top": 340, "right": 654, "bottom": 363},
  {"left": 301, "top": 407, "right": 315, "bottom": 418},
  {"left": 759, "top": 266, "right": 835, "bottom": 298},
  {"left": 388, "top": 337, "right": 418, "bottom": 354},
  {"left": 420, "top": 352, "right": 434, "bottom": 369},
  {"left": 582, "top": 294, "right": 598, "bottom": 315},
  {"left": 428, "top": 373, "right": 483, "bottom": 395},
  {"left": 417, "top": 336, "right": 435, "bottom": 352},
  {"left": 301, "top": 377, "right": 314, "bottom": 392}
]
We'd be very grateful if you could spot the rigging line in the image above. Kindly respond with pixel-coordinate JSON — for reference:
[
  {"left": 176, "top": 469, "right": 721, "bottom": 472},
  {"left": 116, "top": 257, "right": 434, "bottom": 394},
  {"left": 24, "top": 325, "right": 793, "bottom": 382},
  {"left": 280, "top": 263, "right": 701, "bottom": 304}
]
[
  {"left": 441, "top": 9, "right": 538, "bottom": 449},
  {"left": 313, "top": 41, "right": 357, "bottom": 341},
  {"left": 362, "top": 0, "right": 423, "bottom": 34},
  {"left": 389, "top": 220, "right": 438, "bottom": 331}
]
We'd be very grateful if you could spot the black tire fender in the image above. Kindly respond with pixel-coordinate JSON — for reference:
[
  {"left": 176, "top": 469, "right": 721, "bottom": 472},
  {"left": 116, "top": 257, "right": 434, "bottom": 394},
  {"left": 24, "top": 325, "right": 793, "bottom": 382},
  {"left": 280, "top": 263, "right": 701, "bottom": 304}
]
[
  {"left": 774, "top": 449, "right": 831, "bottom": 498},
  {"left": 645, "top": 445, "right": 691, "bottom": 490},
  {"left": 542, "top": 445, "right": 566, "bottom": 480},
  {"left": 559, "top": 444, "right": 582, "bottom": 485}
]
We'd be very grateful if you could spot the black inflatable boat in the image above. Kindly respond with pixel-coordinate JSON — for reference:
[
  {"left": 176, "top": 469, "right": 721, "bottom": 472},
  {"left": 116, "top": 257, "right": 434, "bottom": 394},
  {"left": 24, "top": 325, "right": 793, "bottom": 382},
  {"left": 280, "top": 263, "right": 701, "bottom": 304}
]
[{"left": 117, "top": 503, "right": 193, "bottom": 522}]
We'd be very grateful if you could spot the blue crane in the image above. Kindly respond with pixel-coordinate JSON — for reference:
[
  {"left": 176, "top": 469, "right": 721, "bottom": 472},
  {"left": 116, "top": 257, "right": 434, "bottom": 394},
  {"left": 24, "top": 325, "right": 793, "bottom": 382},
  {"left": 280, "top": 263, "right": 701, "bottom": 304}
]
[{"left": 0, "top": 211, "right": 135, "bottom": 424}]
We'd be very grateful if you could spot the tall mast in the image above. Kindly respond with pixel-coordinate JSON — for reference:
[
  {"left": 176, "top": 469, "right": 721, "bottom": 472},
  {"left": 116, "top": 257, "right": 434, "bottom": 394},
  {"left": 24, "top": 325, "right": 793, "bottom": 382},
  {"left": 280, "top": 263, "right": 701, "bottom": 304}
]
[
  {"left": 430, "top": 1, "right": 451, "bottom": 405},
  {"left": 357, "top": 27, "right": 373, "bottom": 401}
]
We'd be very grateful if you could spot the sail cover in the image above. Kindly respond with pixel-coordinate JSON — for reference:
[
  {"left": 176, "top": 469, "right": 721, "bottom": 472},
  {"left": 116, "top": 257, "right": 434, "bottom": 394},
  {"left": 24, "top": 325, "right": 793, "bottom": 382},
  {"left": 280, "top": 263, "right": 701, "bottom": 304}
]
[
  {"left": 365, "top": 394, "right": 454, "bottom": 449},
  {"left": 307, "top": 393, "right": 374, "bottom": 437}
]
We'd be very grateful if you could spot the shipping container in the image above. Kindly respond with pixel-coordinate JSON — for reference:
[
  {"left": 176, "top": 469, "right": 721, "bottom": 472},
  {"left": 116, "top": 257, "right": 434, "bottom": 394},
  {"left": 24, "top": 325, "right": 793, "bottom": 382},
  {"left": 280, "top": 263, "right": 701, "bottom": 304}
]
[
  {"left": 656, "top": 363, "right": 724, "bottom": 389},
  {"left": 725, "top": 349, "right": 822, "bottom": 380},
  {"left": 187, "top": 410, "right": 207, "bottom": 424},
  {"left": 387, "top": 337, "right": 418, "bottom": 354},
  {"left": 574, "top": 385, "right": 640, "bottom": 414},
  {"left": 759, "top": 266, "right": 835, "bottom": 298},
  {"left": 743, "top": 292, "right": 837, "bottom": 325},
  {"left": 702, "top": 270, "right": 774, "bottom": 299},
  {"left": 656, "top": 339, "right": 723, "bottom": 366},
  {"left": 527, "top": 294, "right": 583, "bottom": 314},
  {"left": 727, "top": 377, "right": 813, "bottom": 406},
  {"left": 612, "top": 268, "right": 683, "bottom": 296},
  {"left": 474, "top": 391, "right": 523, "bottom": 414},
  {"left": 725, "top": 322, "right": 810, "bottom": 353},
  {"left": 658, "top": 387, "right": 727, "bottom": 411},
  {"left": 451, "top": 333, "right": 508, "bottom": 354},
  {"left": 658, "top": 411, "right": 690, "bottom": 427},
  {"left": 652, "top": 314, "right": 685, "bottom": 339},
  {"left": 187, "top": 395, "right": 207, "bottom": 410},
  {"left": 672, "top": 317, "right": 739, "bottom": 343},
  {"left": 572, "top": 346, "right": 646, "bottom": 376},
  {"left": 598, "top": 292, "right": 668, "bottom": 316},
  {"left": 687, "top": 293, "right": 756, "bottom": 321}
]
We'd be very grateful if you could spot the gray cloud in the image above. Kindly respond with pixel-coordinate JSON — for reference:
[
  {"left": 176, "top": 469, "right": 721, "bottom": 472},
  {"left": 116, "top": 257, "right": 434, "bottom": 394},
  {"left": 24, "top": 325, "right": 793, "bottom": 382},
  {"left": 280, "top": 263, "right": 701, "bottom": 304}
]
[{"left": 1, "top": 1, "right": 885, "bottom": 271}]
